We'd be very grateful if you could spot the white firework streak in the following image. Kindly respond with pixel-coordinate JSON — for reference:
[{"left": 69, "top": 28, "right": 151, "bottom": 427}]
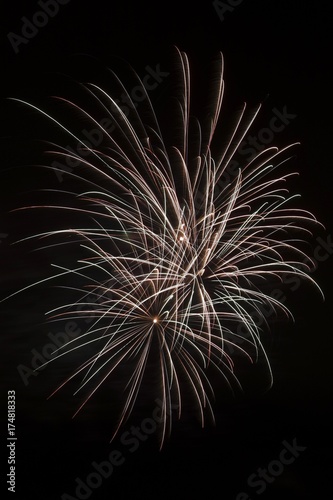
[{"left": 8, "top": 49, "right": 323, "bottom": 446}]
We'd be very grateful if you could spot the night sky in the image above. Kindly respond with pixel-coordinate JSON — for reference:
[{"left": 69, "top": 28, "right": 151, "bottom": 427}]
[{"left": 1, "top": 1, "right": 332, "bottom": 499}]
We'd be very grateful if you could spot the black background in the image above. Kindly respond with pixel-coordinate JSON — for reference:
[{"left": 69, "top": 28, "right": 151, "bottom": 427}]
[{"left": 1, "top": 1, "right": 332, "bottom": 499}]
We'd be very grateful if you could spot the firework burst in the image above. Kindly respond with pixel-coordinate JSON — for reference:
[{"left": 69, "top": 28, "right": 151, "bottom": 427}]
[{"left": 7, "top": 49, "right": 322, "bottom": 446}]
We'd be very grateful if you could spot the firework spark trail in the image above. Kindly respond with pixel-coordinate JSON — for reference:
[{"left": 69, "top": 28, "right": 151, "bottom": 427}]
[{"left": 6, "top": 49, "right": 323, "bottom": 446}]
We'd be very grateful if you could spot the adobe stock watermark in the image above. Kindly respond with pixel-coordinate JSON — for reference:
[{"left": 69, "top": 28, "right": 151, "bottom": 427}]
[
  {"left": 219, "top": 105, "right": 297, "bottom": 187},
  {"left": 213, "top": 0, "right": 245, "bottom": 22},
  {"left": 235, "top": 437, "right": 307, "bottom": 499},
  {"left": 52, "top": 63, "right": 170, "bottom": 183},
  {"left": 195, "top": 105, "right": 297, "bottom": 209},
  {"left": 17, "top": 321, "right": 81, "bottom": 386},
  {"left": 61, "top": 399, "right": 178, "bottom": 500},
  {"left": 225, "top": 230, "right": 331, "bottom": 357},
  {"left": 0, "top": 233, "right": 8, "bottom": 245},
  {"left": 7, "top": 0, "right": 71, "bottom": 54},
  {"left": 17, "top": 285, "right": 114, "bottom": 386}
]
